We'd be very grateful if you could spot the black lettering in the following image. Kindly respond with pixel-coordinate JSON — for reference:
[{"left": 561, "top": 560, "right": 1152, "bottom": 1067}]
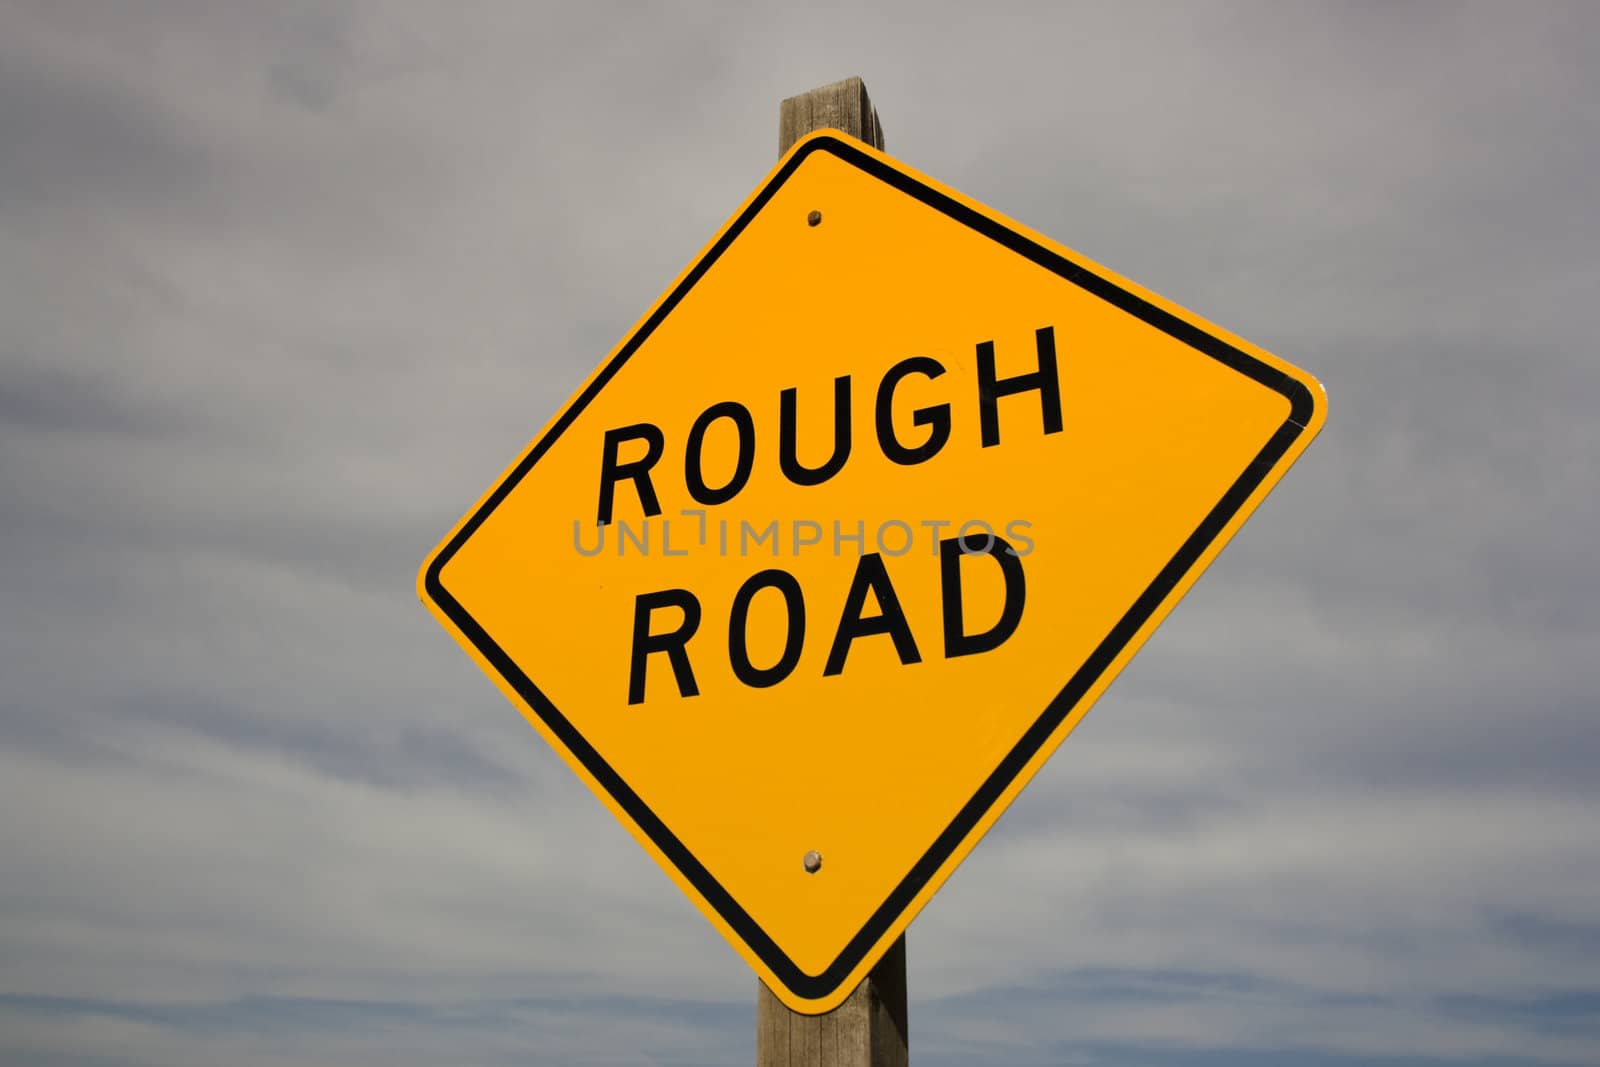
[
  {"left": 685, "top": 401, "right": 756, "bottom": 506},
  {"left": 628, "top": 589, "right": 701, "bottom": 705},
  {"left": 728, "top": 569, "right": 806, "bottom": 689},
  {"left": 875, "top": 357, "right": 951, "bottom": 465},
  {"left": 598, "top": 423, "right": 665, "bottom": 525},
  {"left": 824, "top": 553, "right": 921, "bottom": 676},
  {"left": 941, "top": 536, "right": 1026, "bottom": 658},
  {"left": 779, "top": 376, "right": 852, "bottom": 486},
  {"left": 977, "top": 326, "right": 1063, "bottom": 448}
]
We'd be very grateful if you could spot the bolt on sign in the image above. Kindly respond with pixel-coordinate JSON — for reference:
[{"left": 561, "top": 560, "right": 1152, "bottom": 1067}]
[{"left": 419, "top": 131, "right": 1325, "bottom": 1013}]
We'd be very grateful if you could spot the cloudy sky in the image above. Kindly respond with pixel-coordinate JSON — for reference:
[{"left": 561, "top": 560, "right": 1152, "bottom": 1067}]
[{"left": 3, "top": 2, "right": 1598, "bottom": 1064}]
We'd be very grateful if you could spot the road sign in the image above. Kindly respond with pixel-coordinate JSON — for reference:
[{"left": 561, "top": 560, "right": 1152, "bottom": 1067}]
[{"left": 419, "top": 130, "right": 1325, "bottom": 1014}]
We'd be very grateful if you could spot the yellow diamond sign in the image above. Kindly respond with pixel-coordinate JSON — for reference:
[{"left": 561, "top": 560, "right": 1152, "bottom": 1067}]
[{"left": 419, "top": 131, "right": 1325, "bottom": 1013}]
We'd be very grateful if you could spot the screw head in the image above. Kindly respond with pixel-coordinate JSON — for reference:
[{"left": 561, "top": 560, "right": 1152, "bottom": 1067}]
[
  {"left": 802, "top": 850, "right": 823, "bottom": 874},
  {"left": 807, "top": 210, "right": 823, "bottom": 227}
]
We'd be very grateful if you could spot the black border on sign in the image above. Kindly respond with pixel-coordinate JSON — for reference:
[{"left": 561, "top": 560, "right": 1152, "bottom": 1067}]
[{"left": 423, "top": 134, "right": 1316, "bottom": 1004}]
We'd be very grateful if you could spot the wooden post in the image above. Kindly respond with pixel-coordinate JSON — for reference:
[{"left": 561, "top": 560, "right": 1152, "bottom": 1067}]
[
  {"left": 756, "top": 76, "right": 907, "bottom": 1067},
  {"left": 757, "top": 936, "right": 907, "bottom": 1067},
  {"left": 779, "top": 75, "right": 886, "bottom": 155}
]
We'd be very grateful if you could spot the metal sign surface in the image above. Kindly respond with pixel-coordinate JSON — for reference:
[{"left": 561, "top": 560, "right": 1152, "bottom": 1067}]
[{"left": 420, "top": 131, "right": 1325, "bottom": 1013}]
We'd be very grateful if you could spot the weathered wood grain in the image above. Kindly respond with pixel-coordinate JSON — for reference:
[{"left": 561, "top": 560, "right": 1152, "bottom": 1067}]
[
  {"left": 779, "top": 76, "right": 885, "bottom": 154},
  {"left": 756, "top": 937, "right": 907, "bottom": 1067}
]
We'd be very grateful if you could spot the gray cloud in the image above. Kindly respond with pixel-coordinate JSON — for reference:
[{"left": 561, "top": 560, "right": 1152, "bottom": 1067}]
[{"left": 2, "top": 1, "right": 1598, "bottom": 1064}]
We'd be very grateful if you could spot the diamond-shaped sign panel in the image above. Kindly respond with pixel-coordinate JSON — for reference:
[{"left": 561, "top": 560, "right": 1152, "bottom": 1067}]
[{"left": 420, "top": 131, "right": 1324, "bottom": 1013}]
